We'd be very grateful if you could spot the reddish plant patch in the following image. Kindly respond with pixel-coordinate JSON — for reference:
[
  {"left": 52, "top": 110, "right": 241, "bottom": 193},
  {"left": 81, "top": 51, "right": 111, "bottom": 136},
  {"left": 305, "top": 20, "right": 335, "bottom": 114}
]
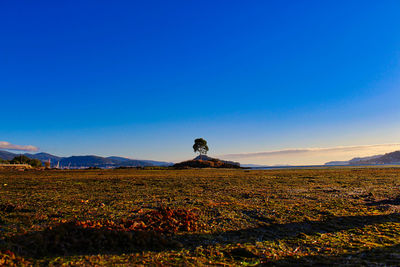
[
  {"left": 0, "top": 250, "right": 31, "bottom": 266},
  {"left": 132, "top": 206, "right": 201, "bottom": 233},
  {"left": 75, "top": 206, "right": 201, "bottom": 233},
  {"left": 7, "top": 207, "right": 201, "bottom": 257}
]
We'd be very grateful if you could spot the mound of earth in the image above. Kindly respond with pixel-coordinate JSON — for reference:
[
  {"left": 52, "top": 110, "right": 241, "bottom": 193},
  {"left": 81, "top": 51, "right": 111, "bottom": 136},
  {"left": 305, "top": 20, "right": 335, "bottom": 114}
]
[{"left": 173, "top": 156, "right": 241, "bottom": 169}]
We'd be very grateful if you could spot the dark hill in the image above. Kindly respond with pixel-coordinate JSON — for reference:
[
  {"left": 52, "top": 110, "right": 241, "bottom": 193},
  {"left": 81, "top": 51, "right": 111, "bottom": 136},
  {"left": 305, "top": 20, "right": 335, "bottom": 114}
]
[
  {"left": 24, "top": 152, "right": 63, "bottom": 163},
  {"left": 193, "top": 155, "right": 239, "bottom": 166},
  {"left": 173, "top": 156, "right": 241, "bottom": 169},
  {"left": 0, "top": 150, "right": 17, "bottom": 160},
  {"left": 60, "top": 155, "right": 115, "bottom": 168}
]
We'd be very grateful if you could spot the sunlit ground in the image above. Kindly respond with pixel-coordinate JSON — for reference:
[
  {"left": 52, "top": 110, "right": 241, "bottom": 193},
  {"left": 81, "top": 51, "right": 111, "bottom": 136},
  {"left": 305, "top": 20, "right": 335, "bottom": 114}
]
[{"left": 1, "top": 168, "right": 400, "bottom": 266}]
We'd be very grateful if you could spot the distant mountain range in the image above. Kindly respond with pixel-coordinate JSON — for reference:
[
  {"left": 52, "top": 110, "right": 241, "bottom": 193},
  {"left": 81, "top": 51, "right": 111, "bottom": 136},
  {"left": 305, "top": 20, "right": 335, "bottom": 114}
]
[
  {"left": 325, "top": 150, "right": 400, "bottom": 166},
  {"left": 0, "top": 150, "right": 173, "bottom": 168},
  {"left": 4, "top": 149, "right": 400, "bottom": 169}
]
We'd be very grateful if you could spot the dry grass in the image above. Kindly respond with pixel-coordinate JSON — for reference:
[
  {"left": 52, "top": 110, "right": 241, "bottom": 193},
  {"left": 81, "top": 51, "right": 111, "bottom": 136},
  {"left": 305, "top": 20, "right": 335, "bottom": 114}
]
[{"left": 1, "top": 168, "right": 400, "bottom": 265}]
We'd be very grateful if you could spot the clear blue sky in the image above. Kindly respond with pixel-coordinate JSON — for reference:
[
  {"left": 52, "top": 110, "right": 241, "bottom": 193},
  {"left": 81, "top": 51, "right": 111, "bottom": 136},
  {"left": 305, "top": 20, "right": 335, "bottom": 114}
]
[{"left": 1, "top": 1, "right": 400, "bottom": 164}]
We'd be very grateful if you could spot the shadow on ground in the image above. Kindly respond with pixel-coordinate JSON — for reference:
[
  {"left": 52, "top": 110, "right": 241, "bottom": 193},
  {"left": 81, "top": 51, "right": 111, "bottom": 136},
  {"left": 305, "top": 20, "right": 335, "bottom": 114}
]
[
  {"left": 4, "top": 213, "right": 400, "bottom": 259},
  {"left": 183, "top": 213, "right": 400, "bottom": 247},
  {"left": 7, "top": 222, "right": 175, "bottom": 258},
  {"left": 265, "top": 243, "right": 400, "bottom": 266},
  {"left": 366, "top": 196, "right": 400, "bottom": 206}
]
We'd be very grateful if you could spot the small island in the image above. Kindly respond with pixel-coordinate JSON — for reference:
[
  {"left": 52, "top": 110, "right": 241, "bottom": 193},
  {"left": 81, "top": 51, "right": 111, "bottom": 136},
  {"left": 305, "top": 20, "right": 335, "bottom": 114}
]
[{"left": 173, "top": 138, "right": 241, "bottom": 169}]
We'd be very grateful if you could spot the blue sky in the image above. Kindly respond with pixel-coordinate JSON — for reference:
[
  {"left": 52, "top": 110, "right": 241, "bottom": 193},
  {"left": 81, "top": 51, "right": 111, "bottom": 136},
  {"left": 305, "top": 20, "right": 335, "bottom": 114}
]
[{"left": 1, "top": 1, "right": 400, "bottom": 164}]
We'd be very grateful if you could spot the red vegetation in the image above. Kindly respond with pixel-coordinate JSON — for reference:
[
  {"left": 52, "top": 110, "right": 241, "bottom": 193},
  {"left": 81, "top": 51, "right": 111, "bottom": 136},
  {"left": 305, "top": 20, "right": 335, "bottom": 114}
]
[
  {"left": 0, "top": 250, "right": 31, "bottom": 266},
  {"left": 76, "top": 206, "right": 200, "bottom": 233},
  {"left": 8, "top": 207, "right": 201, "bottom": 257}
]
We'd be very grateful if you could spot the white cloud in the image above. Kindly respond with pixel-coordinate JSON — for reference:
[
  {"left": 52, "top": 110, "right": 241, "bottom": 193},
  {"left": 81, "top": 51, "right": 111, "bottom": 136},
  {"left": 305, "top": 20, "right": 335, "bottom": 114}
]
[
  {"left": 219, "top": 143, "right": 400, "bottom": 165},
  {"left": 0, "top": 141, "right": 39, "bottom": 152}
]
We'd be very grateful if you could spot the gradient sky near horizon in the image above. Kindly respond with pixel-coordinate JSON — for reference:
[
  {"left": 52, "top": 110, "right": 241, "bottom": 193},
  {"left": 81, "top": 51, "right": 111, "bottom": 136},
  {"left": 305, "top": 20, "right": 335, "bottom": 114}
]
[{"left": 1, "top": 1, "right": 400, "bottom": 165}]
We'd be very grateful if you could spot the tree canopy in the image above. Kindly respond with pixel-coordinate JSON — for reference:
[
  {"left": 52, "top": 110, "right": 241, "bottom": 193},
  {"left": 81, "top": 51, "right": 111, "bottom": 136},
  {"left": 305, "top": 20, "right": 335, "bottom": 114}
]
[
  {"left": 10, "top": 155, "right": 43, "bottom": 167},
  {"left": 193, "top": 138, "right": 209, "bottom": 159}
]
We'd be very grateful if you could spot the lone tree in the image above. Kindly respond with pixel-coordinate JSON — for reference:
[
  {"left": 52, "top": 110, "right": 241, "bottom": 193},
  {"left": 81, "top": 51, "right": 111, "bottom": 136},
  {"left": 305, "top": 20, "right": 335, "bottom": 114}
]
[{"left": 193, "top": 138, "right": 209, "bottom": 160}]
